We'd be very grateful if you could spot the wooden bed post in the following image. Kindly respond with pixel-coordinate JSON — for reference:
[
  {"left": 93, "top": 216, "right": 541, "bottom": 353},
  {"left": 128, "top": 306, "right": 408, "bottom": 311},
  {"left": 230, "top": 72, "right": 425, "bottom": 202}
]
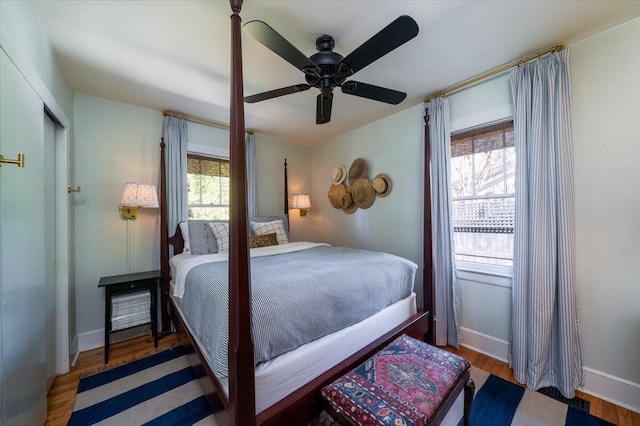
[
  {"left": 284, "top": 158, "right": 289, "bottom": 214},
  {"left": 423, "top": 110, "right": 435, "bottom": 345},
  {"left": 159, "top": 138, "right": 171, "bottom": 333},
  {"left": 228, "top": 0, "right": 256, "bottom": 425}
]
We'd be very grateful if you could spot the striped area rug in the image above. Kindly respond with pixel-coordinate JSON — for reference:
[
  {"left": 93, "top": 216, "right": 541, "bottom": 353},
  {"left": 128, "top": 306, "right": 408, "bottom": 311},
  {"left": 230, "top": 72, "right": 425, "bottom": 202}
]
[
  {"left": 68, "top": 345, "right": 216, "bottom": 425},
  {"left": 70, "top": 346, "right": 612, "bottom": 426},
  {"left": 442, "top": 367, "right": 614, "bottom": 426}
]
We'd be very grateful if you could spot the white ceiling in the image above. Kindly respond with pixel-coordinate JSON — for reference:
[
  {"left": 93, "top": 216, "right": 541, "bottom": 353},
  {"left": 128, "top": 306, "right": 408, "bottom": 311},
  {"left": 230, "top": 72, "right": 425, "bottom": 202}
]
[{"left": 33, "top": 1, "right": 640, "bottom": 146}]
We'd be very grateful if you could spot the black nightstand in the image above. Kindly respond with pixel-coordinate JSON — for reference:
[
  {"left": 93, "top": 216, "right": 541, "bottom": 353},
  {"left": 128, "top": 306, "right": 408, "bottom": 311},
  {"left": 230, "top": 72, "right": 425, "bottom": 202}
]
[{"left": 98, "top": 270, "right": 161, "bottom": 363}]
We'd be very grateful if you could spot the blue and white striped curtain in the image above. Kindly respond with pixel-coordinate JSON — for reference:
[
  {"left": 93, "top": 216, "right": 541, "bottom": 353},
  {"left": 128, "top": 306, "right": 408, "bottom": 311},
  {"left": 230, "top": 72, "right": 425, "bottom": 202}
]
[
  {"left": 246, "top": 132, "right": 257, "bottom": 217},
  {"left": 510, "top": 49, "right": 583, "bottom": 397},
  {"left": 154, "top": 116, "right": 188, "bottom": 265},
  {"left": 425, "top": 97, "right": 460, "bottom": 348}
]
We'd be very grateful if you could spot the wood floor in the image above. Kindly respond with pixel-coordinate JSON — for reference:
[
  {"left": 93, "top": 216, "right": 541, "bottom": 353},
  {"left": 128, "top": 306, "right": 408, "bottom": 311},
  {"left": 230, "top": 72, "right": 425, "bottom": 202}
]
[{"left": 46, "top": 333, "right": 638, "bottom": 425}]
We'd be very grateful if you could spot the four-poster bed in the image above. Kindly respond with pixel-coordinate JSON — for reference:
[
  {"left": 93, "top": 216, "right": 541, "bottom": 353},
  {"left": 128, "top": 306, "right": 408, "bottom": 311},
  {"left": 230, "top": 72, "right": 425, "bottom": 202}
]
[{"left": 158, "top": 1, "right": 433, "bottom": 425}]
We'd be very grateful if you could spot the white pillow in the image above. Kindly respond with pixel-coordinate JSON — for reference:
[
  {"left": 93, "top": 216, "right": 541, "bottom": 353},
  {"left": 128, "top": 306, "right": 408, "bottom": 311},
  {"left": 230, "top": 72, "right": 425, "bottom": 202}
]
[
  {"left": 208, "top": 222, "right": 230, "bottom": 253},
  {"left": 179, "top": 222, "right": 191, "bottom": 253},
  {"left": 251, "top": 219, "right": 289, "bottom": 245}
]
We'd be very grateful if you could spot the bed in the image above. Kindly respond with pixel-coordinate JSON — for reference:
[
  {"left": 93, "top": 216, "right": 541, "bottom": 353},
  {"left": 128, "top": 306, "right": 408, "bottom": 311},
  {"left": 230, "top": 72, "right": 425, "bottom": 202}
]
[
  {"left": 169, "top": 237, "right": 420, "bottom": 414},
  {"left": 157, "top": 1, "right": 434, "bottom": 425}
]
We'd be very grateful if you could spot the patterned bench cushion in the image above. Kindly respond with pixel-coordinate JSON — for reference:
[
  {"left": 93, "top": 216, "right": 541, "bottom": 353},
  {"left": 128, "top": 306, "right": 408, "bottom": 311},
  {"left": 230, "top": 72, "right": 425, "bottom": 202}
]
[{"left": 322, "top": 334, "right": 470, "bottom": 426}]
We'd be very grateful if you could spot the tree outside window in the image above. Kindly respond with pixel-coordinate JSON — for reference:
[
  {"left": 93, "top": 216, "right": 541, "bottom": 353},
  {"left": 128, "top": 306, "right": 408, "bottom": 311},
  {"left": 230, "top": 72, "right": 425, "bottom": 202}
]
[
  {"left": 450, "top": 120, "right": 515, "bottom": 266},
  {"left": 187, "top": 154, "right": 230, "bottom": 220}
]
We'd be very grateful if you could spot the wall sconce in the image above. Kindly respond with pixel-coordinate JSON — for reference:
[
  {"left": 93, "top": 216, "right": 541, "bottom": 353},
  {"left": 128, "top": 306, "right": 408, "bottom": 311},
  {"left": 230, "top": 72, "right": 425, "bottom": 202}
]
[
  {"left": 118, "top": 182, "right": 159, "bottom": 219},
  {"left": 292, "top": 194, "right": 311, "bottom": 216}
]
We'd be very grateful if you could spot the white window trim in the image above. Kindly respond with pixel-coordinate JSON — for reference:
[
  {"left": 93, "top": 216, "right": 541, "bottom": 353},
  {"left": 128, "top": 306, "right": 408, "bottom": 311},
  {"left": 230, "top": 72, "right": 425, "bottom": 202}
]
[
  {"left": 456, "top": 260, "right": 513, "bottom": 288},
  {"left": 451, "top": 104, "right": 513, "bottom": 133},
  {"left": 187, "top": 143, "right": 229, "bottom": 160}
]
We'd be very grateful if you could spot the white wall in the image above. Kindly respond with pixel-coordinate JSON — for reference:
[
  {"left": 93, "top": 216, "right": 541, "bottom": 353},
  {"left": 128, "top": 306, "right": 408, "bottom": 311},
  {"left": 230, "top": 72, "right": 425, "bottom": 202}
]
[
  {"left": 570, "top": 18, "right": 640, "bottom": 398},
  {"left": 311, "top": 104, "right": 425, "bottom": 305}
]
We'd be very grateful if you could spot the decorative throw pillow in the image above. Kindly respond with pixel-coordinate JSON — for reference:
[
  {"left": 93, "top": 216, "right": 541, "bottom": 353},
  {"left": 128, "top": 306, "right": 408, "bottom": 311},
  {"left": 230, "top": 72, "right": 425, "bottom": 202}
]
[
  {"left": 251, "top": 219, "right": 289, "bottom": 245},
  {"left": 249, "top": 232, "right": 278, "bottom": 249},
  {"left": 179, "top": 222, "right": 191, "bottom": 253},
  {"left": 208, "top": 222, "right": 230, "bottom": 253},
  {"left": 189, "top": 220, "right": 219, "bottom": 254}
]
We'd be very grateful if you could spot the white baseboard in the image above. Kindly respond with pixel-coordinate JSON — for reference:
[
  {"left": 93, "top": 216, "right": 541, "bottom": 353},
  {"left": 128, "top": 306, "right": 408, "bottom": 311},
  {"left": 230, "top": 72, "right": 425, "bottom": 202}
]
[
  {"left": 459, "top": 326, "right": 640, "bottom": 413},
  {"left": 581, "top": 367, "right": 640, "bottom": 413},
  {"left": 459, "top": 326, "right": 510, "bottom": 363},
  {"left": 78, "top": 326, "right": 151, "bottom": 352},
  {"left": 78, "top": 329, "right": 104, "bottom": 351}
]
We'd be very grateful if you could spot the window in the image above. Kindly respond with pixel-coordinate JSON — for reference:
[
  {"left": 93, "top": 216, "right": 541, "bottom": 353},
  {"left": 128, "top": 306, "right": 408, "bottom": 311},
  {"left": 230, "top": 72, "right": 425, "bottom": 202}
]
[
  {"left": 450, "top": 120, "right": 515, "bottom": 266},
  {"left": 187, "top": 154, "right": 230, "bottom": 220}
]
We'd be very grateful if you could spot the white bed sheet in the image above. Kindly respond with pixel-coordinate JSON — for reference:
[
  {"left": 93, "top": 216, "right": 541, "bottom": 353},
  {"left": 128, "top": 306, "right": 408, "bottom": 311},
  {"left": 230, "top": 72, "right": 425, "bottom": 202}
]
[
  {"left": 170, "top": 281, "right": 416, "bottom": 414},
  {"left": 171, "top": 241, "right": 330, "bottom": 298}
]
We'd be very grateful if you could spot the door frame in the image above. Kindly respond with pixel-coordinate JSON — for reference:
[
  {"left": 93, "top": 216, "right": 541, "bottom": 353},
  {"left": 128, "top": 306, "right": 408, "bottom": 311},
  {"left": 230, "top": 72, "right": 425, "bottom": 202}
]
[{"left": 1, "top": 45, "right": 71, "bottom": 374}]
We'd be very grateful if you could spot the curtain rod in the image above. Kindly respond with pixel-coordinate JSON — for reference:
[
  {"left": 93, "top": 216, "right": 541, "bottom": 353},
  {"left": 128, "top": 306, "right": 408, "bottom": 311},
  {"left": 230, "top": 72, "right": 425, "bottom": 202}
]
[
  {"left": 424, "top": 45, "right": 565, "bottom": 103},
  {"left": 163, "top": 111, "right": 254, "bottom": 134}
]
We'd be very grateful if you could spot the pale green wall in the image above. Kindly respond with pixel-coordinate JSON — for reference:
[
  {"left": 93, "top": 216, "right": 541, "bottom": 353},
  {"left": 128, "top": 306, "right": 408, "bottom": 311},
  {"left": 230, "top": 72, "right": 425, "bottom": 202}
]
[
  {"left": 448, "top": 73, "right": 514, "bottom": 352},
  {"left": 0, "top": 1, "right": 73, "bottom": 117},
  {"left": 310, "top": 104, "right": 425, "bottom": 305},
  {"left": 0, "top": 0, "right": 76, "bottom": 347},
  {"left": 255, "top": 135, "right": 312, "bottom": 242},
  {"left": 72, "top": 96, "right": 312, "bottom": 336},
  {"left": 183, "top": 121, "right": 312, "bottom": 241},
  {"left": 310, "top": 19, "right": 640, "bottom": 395},
  {"left": 73, "top": 94, "right": 162, "bottom": 335},
  {"left": 571, "top": 18, "right": 640, "bottom": 384}
]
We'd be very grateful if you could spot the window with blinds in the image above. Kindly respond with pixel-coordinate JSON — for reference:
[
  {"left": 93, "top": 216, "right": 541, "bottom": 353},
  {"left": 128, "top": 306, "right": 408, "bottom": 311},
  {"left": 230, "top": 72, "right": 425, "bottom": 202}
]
[
  {"left": 187, "top": 154, "right": 230, "bottom": 220},
  {"left": 450, "top": 120, "right": 515, "bottom": 266}
]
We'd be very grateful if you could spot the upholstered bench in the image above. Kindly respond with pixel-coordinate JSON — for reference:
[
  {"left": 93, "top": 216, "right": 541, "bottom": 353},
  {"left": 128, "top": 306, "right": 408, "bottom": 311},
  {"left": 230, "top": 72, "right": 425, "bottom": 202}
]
[{"left": 321, "top": 334, "right": 475, "bottom": 426}]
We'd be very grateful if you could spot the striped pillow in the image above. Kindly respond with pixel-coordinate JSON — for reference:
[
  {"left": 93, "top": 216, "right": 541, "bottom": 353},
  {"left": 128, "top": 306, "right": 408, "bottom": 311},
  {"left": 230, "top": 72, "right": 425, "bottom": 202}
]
[
  {"left": 208, "top": 222, "right": 230, "bottom": 253},
  {"left": 251, "top": 219, "right": 289, "bottom": 245}
]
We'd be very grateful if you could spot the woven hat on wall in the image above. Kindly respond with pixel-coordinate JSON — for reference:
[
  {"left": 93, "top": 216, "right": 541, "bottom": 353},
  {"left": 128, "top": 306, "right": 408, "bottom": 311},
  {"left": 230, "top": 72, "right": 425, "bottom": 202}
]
[
  {"left": 327, "top": 183, "right": 346, "bottom": 209},
  {"left": 352, "top": 178, "right": 376, "bottom": 209},
  {"left": 331, "top": 164, "right": 347, "bottom": 185},
  {"left": 372, "top": 173, "right": 392, "bottom": 197},
  {"left": 348, "top": 158, "right": 368, "bottom": 185},
  {"left": 341, "top": 186, "right": 358, "bottom": 214}
]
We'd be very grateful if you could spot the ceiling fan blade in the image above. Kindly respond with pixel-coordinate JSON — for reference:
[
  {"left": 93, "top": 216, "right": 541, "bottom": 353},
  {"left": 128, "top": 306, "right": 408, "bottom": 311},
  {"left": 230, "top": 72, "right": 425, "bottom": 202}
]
[
  {"left": 339, "top": 15, "right": 419, "bottom": 76},
  {"left": 244, "top": 84, "right": 311, "bottom": 103},
  {"left": 341, "top": 81, "right": 406, "bottom": 104},
  {"left": 316, "top": 92, "right": 333, "bottom": 124},
  {"left": 244, "top": 20, "right": 320, "bottom": 74}
]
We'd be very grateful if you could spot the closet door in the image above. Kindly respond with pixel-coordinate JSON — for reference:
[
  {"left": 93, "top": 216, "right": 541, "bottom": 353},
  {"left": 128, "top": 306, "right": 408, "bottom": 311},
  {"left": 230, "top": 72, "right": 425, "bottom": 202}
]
[{"left": 0, "top": 49, "right": 47, "bottom": 425}]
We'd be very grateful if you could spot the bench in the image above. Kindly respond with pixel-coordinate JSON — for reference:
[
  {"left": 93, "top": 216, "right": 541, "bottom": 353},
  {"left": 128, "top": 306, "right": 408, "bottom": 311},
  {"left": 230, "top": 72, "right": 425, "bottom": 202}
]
[{"left": 321, "top": 334, "right": 474, "bottom": 426}]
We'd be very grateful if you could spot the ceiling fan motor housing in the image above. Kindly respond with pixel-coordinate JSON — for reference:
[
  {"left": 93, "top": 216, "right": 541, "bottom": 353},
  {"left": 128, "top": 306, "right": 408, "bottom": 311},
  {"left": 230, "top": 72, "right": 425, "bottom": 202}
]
[{"left": 306, "top": 35, "right": 349, "bottom": 88}]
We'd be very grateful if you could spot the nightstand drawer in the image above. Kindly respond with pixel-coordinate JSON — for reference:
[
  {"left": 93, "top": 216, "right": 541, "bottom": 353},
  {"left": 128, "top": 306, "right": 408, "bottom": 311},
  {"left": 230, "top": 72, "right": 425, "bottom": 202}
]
[{"left": 108, "top": 279, "right": 156, "bottom": 295}]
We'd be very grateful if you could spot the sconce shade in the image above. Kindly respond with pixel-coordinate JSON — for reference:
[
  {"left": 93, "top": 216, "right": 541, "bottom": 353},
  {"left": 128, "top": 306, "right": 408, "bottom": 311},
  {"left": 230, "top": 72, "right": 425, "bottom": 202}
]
[
  {"left": 292, "top": 194, "right": 311, "bottom": 210},
  {"left": 120, "top": 182, "right": 159, "bottom": 208}
]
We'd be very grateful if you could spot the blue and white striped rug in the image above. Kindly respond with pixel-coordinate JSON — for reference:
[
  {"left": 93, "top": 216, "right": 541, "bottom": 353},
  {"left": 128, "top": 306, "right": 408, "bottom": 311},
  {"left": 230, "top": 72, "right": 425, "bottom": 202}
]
[
  {"left": 68, "top": 345, "right": 216, "bottom": 425},
  {"left": 443, "top": 367, "right": 614, "bottom": 426},
  {"left": 70, "top": 347, "right": 613, "bottom": 426}
]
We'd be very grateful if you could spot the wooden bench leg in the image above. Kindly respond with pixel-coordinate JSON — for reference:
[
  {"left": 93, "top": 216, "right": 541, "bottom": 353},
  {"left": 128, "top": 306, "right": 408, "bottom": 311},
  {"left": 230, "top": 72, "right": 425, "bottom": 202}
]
[{"left": 463, "top": 377, "right": 475, "bottom": 426}]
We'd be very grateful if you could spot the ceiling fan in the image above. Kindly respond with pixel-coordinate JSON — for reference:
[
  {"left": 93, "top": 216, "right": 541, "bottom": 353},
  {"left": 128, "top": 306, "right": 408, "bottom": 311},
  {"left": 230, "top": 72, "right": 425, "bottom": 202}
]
[{"left": 243, "top": 16, "right": 419, "bottom": 124}]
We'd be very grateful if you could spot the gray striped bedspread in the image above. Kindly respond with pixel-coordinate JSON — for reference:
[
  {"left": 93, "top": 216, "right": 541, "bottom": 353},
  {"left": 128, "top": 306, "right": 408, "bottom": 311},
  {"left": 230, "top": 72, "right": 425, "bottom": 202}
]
[{"left": 181, "top": 245, "right": 417, "bottom": 378}]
